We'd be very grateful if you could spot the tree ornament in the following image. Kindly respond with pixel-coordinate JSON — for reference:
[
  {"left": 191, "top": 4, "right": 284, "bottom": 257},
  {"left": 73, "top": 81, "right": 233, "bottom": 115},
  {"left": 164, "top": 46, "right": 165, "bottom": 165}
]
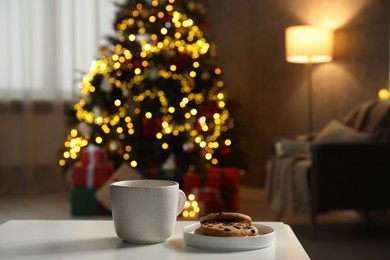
[
  {"left": 199, "top": 101, "right": 220, "bottom": 119},
  {"left": 183, "top": 141, "right": 195, "bottom": 152},
  {"left": 113, "top": 21, "right": 120, "bottom": 30},
  {"left": 123, "top": 89, "right": 130, "bottom": 98},
  {"left": 201, "top": 71, "right": 210, "bottom": 80},
  {"left": 162, "top": 14, "right": 173, "bottom": 24},
  {"left": 142, "top": 117, "right": 162, "bottom": 139},
  {"left": 133, "top": 59, "right": 143, "bottom": 69},
  {"left": 100, "top": 76, "right": 112, "bottom": 92},
  {"left": 148, "top": 67, "right": 159, "bottom": 81},
  {"left": 174, "top": 54, "right": 190, "bottom": 71},
  {"left": 78, "top": 122, "right": 92, "bottom": 136},
  {"left": 221, "top": 147, "right": 232, "bottom": 157},
  {"left": 136, "top": 33, "right": 151, "bottom": 43},
  {"left": 183, "top": 73, "right": 195, "bottom": 88},
  {"left": 109, "top": 140, "right": 119, "bottom": 151},
  {"left": 141, "top": 10, "right": 150, "bottom": 19},
  {"left": 163, "top": 50, "right": 176, "bottom": 60},
  {"left": 92, "top": 106, "right": 103, "bottom": 117}
]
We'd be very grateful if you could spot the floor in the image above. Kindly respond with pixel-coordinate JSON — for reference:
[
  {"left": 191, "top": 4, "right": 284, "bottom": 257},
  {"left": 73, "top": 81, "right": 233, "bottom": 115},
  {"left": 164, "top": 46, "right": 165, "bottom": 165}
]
[{"left": 1, "top": 186, "right": 389, "bottom": 259}]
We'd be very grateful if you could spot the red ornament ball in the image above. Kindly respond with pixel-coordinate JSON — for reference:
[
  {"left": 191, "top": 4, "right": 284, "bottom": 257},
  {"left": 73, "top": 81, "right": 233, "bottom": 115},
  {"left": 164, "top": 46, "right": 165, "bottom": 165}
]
[
  {"left": 141, "top": 117, "right": 162, "bottom": 139},
  {"left": 221, "top": 147, "right": 232, "bottom": 157}
]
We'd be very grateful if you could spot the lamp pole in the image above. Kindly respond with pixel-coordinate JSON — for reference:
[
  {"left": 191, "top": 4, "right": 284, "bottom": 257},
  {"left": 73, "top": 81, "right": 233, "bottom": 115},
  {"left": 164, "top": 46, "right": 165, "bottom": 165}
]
[
  {"left": 306, "top": 59, "right": 314, "bottom": 134},
  {"left": 285, "top": 25, "right": 334, "bottom": 134}
]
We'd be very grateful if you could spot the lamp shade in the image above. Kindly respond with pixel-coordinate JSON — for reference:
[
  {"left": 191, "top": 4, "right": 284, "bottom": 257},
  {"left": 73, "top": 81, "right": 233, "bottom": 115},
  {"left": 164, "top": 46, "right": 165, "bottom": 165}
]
[{"left": 285, "top": 25, "right": 334, "bottom": 64}]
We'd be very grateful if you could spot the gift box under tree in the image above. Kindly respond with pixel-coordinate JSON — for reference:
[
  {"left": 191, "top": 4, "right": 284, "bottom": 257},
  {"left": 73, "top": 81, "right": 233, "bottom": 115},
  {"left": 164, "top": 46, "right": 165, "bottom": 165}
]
[
  {"left": 70, "top": 145, "right": 113, "bottom": 216},
  {"left": 71, "top": 188, "right": 111, "bottom": 216},
  {"left": 191, "top": 187, "right": 225, "bottom": 214},
  {"left": 183, "top": 167, "right": 240, "bottom": 213},
  {"left": 72, "top": 145, "right": 113, "bottom": 188}
]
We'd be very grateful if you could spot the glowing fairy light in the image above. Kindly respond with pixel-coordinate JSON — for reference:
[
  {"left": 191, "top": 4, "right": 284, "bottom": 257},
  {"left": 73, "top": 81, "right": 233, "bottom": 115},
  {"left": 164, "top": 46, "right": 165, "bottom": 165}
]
[
  {"left": 182, "top": 193, "right": 200, "bottom": 218},
  {"left": 60, "top": 1, "right": 239, "bottom": 173}
]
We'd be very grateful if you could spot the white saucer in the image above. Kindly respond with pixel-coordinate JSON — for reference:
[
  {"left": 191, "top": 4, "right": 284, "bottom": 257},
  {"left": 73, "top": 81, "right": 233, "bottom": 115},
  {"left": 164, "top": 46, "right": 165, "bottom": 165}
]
[{"left": 183, "top": 222, "right": 276, "bottom": 251}]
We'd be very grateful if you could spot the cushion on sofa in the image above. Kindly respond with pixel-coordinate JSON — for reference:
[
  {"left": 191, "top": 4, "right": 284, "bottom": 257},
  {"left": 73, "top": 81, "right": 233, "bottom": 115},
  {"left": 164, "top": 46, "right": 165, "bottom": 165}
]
[{"left": 314, "top": 120, "right": 371, "bottom": 144}]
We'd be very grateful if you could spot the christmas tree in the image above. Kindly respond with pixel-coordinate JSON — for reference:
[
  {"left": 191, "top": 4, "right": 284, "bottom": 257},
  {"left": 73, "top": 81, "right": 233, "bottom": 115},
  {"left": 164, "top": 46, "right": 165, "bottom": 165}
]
[{"left": 59, "top": 0, "right": 244, "bottom": 174}]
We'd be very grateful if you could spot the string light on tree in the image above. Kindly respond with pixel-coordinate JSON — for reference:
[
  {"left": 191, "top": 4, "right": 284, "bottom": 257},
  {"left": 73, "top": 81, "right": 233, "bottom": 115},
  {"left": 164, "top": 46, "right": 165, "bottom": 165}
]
[
  {"left": 182, "top": 193, "right": 200, "bottom": 219},
  {"left": 59, "top": 0, "right": 244, "bottom": 173}
]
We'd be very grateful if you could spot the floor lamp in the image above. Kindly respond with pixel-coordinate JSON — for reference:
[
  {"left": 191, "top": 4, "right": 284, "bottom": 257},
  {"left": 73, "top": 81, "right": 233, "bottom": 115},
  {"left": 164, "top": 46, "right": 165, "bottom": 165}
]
[{"left": 285, "top": 25, "right": 334, "bottom": 133}]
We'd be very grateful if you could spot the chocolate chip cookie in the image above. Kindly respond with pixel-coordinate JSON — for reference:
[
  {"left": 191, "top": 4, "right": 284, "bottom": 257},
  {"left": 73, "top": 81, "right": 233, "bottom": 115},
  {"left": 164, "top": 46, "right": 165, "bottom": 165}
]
[
  {"left": 200, "top": 212, "right": 252, "bottom": 224},
  {"left": 199, "top": 222, "right": 258, "bottom": 237}
]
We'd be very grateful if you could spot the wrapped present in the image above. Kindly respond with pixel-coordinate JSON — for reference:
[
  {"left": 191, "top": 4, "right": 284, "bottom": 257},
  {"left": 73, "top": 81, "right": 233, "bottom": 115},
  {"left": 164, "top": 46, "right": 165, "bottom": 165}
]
[
  {"left": 207, "top": 167, "right": 240, "bottom": 212},
  {"left": 183, "top": 167, "right": 240, "bottom": 212},
  {"left": 72, "top": 161, "right": 113, "bottom": 188},
  {"left": 195, "top": 187, "right": 225, "bottom": 214},
  {"left": 80, "top": 144, "right": 107, "bottom": 164},
  {"left": 70, "top": 188, "right": 111, "bottom": 216},
  {"left": 183, "top": 173, "right": 223, "bottom": 214},
  {"left": 203, "top": 172, "right": 221, "bottom": 191},
  {"left": 207, "top": 167, "right": 240, "bottom": 189},
  {"left": 95, "top": 163, "right": 144, "bottom": 210},
  {"left": 72, "top": 144, "right": 113, "bottom": 188},
  {"left": 183, "top": 173, "right": 201, "bottom": 194}
]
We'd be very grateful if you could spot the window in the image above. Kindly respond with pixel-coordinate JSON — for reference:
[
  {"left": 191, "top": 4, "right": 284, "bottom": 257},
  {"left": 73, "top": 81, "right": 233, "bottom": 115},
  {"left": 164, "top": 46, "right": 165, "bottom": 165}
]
[{"left": 0, "top": 0, "right": 116, "bottom": 101}]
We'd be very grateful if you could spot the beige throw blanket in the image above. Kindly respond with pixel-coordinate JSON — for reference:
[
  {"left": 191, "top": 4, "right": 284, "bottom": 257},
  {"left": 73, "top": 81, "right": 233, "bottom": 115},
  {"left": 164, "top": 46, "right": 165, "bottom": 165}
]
[{"left": 265, "top": 156, "right": 311, "bottom": 214}]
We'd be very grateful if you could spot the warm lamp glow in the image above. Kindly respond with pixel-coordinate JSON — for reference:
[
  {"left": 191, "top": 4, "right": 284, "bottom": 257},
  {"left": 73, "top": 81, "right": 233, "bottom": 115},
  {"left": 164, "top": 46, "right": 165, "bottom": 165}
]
[
  {"left": 286, "top": 25, "right": 334, "bottom": 64},
  {"left": 378, "top": 88, "right": 390, "bottom": 100}
]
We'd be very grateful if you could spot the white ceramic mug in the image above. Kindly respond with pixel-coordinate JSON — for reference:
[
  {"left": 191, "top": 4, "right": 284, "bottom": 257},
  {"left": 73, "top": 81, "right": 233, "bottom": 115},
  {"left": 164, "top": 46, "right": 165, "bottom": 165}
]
[{"left": 110, "top": 179, "right": 186, "bottom": 244}]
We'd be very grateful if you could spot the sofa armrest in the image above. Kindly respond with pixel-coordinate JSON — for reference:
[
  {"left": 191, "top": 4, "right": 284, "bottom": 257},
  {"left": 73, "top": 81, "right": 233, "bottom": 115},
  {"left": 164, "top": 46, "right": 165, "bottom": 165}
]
[
  {"left": 274, "top": 138, "right": 311, "bottom": 157},
  {"left": 310, "top": 142, "right": 390, "bottom": 213}
]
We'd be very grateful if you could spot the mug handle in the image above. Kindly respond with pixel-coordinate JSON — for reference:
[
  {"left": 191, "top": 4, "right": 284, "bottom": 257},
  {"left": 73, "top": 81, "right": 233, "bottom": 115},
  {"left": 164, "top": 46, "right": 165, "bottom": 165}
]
[{"left": 177, "top": 189, "right": 186, "bottom": 216}]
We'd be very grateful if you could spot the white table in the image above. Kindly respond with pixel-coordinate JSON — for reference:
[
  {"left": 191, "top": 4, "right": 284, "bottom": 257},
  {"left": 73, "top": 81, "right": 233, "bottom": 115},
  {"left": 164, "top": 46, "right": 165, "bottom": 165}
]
[{"left": 0, "top": 220, "right": 310, "bottom": 260}]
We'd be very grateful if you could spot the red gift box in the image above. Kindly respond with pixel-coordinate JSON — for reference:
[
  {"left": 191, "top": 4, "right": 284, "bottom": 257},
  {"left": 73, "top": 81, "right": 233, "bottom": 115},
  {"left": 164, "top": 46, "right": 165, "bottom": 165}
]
[
  {"left": 203, "top": 173, "right": 221, "bottom": 191},
  {"left": 196, "top": 187, "right": 225, "bottom": 213},
  {"left": 207, "top": 167, "right": 240, "bottom": 212},
  {"left": 183, "top": 174, "right": 200, "bottom": 194},
  {"left": 72, "top": 161, "right": 113, "bottom": 188},
  {"left": 80, "top": 145, "right": 106, "bottom": 165},
  {"left": 183, "top": 167, "right": 240, "bottom": 213},
  {"left": 207, "top": 167, "right": 240, "bottom": 189},
  {"left": 183, "top": 173, "right": 222, "bottom": 193}
]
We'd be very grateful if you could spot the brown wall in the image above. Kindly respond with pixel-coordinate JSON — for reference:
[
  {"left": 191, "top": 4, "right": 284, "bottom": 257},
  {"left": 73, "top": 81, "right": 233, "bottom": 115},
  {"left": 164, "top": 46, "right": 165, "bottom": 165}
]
[{"left": 205, "top": 0, "right": 389, "bottom": 187}]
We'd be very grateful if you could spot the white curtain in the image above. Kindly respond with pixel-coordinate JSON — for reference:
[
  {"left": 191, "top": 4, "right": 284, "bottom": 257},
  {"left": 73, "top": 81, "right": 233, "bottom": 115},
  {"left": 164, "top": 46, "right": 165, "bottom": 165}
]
[{"left": 0, "top": 0, "right": 116, "bottom": 194}]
